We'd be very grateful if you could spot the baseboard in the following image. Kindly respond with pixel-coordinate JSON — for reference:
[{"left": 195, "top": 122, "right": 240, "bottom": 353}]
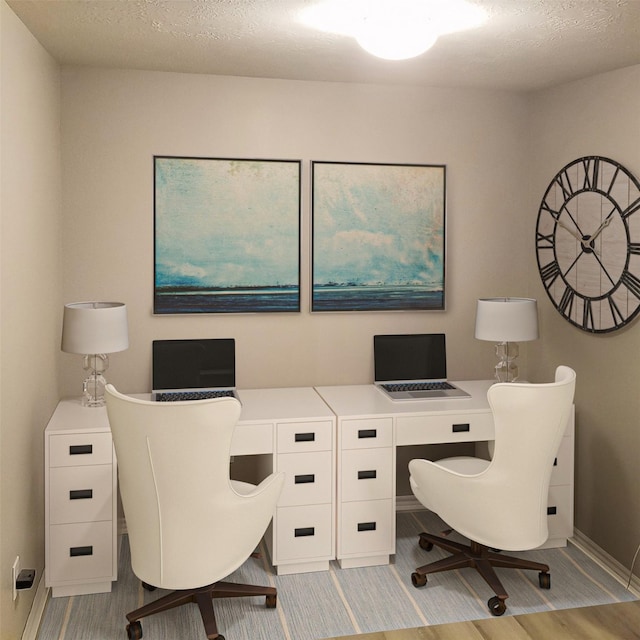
[
  {"left": 571, "top": 528, "right": 640, "bottom": 598},
  {"left": 396, "top": 495, "right": 422, "bottom": 511},
  {"left": 21, "top": 572, "right": 50, "bottom": 640}
]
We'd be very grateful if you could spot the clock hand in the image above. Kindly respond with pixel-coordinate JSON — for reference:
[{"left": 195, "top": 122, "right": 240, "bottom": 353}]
[
  {"left": 555, "top": 217, "right": 582, "bottom": 241},
  {"left": 587, "top": 209, "right": 615, "bottom": 243},
  {"left": 556, "top": 217, "right": 602, "bottom": 256}
]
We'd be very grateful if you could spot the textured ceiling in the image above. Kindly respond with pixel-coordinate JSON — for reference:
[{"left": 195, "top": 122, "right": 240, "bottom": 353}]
[{"left": 6, "top": 0, "right": 640, "bottom": 91}]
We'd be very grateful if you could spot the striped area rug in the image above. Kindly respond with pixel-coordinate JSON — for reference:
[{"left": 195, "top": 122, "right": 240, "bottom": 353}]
[{"left": 37, "top": 511, "right": 637, "bottom": 640}]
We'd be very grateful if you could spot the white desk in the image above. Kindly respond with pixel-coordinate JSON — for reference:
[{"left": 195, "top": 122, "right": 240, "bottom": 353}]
[
  {"left": 45, "top": 382, "right": 574, "bottom": 593},
  {"left": 45, "top": 387, "right": 336, "bottom": 596},
  {"left": 315, "top": 381, "right": 574, "bottom": 569}
]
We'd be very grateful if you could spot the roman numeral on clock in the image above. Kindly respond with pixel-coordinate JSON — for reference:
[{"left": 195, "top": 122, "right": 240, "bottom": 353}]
[
  {"left": 621, "top": 271, "right": 640, "bottom": 299},
  {"left": 540, "top": 260, "right": 561, "bottom": 287},
  {"left": 558, "top": 287, "right": 575, "bottom": 315},
  {"left": 536, "top": 231, "right": 554, "bottom": 250},
  {"left": 581, "top": 157, "right": 600, "bottom": 190},
  {"left": 582, "top": 299, "right": 594, "bottom": 330},
  {"left": 621, "top": 196, "right": 640, "bottom": 219},
  {"left": 554, "top": 171, "right": 575, "bottom": 200}
]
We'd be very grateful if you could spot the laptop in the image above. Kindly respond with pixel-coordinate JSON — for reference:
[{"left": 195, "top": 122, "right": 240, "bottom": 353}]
[
  {"left": 374, "top": 333, "right": 470, "bottom": 401},
  {"left": 151, "top": 338, "right": 238, "bottom": 402}
]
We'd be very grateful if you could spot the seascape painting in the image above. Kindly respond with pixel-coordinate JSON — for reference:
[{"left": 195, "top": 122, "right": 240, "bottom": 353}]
[
  {"left": 311, "top": 162, "right": 446, "bottom": 311},
  {"left": 154, "top": 157, "right": 301, "bottom": 314}
]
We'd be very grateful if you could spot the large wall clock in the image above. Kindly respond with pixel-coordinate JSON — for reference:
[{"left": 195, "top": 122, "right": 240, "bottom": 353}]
[{"left": 536, "top": 156, "right": 640, "bottom": 333}]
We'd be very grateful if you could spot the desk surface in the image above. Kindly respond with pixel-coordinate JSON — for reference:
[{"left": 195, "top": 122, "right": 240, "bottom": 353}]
[
  {"left": 53, "top": 383, "right": 493, "bottom": 430},
  {"left": 236, "top": 387, "right": 334, "bottom": 423},
  {"left": 52, "top": 387, "right": 334, "bottom": 431},
  {"left": 315, "top": 380, "right": 494, "bottom": 418}
]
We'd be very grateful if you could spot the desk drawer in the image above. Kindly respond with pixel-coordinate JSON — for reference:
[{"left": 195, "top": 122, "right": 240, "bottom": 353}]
[
  {"left": 231, "top": 423, "right": 273, "bottom": 455},
  {"left": 277, "top": 421, "right": 332, "bottom": 454},
  {"left": 277, "top": 451, "right": 332, "bottom": 507},
  {"left": 340, "top": 418, "right": 393, "bottom": 450},
  {"left": 546, "top": 484, "right": 573, "bottom": 539},
  {"left": 49, "top": 465, "right": 113, "bottom": 525},
  {"left": 396, "top": 413, "right": 493, "bottom": 446},
  {"left": 550, "top": 435, "right": 573, "bottom": 486},
  {"left": 48, "top": 521, "right": 113, "bottom": 584},
  {"left": 275, "top": 504, "right": 333, "bottom": 562},
  {"left": 49, "top": 433, "right": 113, "bottom": 467},
  {"left": 339, "top": 499, "right": 393, "bottom": 557},
  {"left": 341, "top": 448, "right": 393, "bottom": 502}
]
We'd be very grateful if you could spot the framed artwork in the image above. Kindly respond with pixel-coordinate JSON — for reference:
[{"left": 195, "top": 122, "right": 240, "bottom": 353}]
[
  {"left": 311, "top": 161, "right": 446, "bottom": 312},
  {"left": 154, "top": 156, "right": 301, "bottom": 314}
]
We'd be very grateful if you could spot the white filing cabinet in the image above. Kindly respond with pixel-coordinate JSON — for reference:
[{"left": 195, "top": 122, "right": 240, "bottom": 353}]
[
  {"left": 337, "top": 417, "right": 394, "bottom": 568},
  {"left": 541, "top": 409, "right": 575, "bottom": 548},
  {"left": 270, "top": 419, "right": 335, "bottom": 574},
  {"left": 45, "top": 399, "right": 118, "bottom": 597},
  {"left": 235, "top": 388, "right": 336, "bottom": 575}
]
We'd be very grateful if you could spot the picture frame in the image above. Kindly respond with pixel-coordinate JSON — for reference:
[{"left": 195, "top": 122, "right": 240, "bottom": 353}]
[
  {"left": 154, "top": 156, "right": 301, "bottom": 314},
  {"left": 311, "top": 161, "right": 446, "bottom": 312}
]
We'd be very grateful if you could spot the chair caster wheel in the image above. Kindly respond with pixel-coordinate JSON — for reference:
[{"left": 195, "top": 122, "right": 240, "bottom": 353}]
[
  {"left": 419, "top": 537, "right": 434, "bottom": 552},
  {"left": 539, "top": 571, "right": 551, "bottom": 589},
  {"left": 488, "top": 596, "right": 506, "bottom": 616},
  {"left": 126, "top": 621, "right": 143, "bottom": 639},
  {"left": 266, "top": 594, "right": 277, "bottom": 608},
  {"left": 411, "top": 572, "right": 427, "bottom": 587}
]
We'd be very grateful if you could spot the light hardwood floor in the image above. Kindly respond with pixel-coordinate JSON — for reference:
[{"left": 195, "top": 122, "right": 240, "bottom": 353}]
[{"left": 324, "top": 600, "right": 640, "bottom": 640}]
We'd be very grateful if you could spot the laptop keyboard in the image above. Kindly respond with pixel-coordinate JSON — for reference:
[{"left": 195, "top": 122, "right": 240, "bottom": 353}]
[
  {"left": 155, "top": 390, "right": 235, "bottom": 402},
  {"left": 382, "top": 381, "right": 455, "bottom": 392}
]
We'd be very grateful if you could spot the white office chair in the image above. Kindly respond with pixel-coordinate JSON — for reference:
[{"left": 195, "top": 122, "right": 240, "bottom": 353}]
[
  {"left": 408, "top": 365, "right": 576, "bottom": 616},
  {"left": 105, "top": 385, "right": 285, "bottom": 640}
]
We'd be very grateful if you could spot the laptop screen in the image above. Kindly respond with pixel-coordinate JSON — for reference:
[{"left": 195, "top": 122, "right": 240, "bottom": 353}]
[
  {"left": 374, "top": 333, "right": 447, "bottom": 382},
  {"left": 152, "top": 338, "right": 235, "bottom": 390}
]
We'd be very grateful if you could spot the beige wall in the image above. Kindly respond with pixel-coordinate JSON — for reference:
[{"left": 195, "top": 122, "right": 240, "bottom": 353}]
[
  {"left": 60, "top": 69, "right": 533, "bottom": 396},
  {"left": 528, "top": 65, "right": 640, "bottom": 578},
  {"left": 0, "top": 2, "right": 62, "bottom": 638},
  {"left": 2, "top": 2, "right": 639, "bottom": 635}
]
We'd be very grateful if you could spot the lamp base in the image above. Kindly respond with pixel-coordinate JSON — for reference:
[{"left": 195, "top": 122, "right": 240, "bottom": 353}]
[
  {"left": 82, "top": 354, "right": 109, "bottom": 407},
  {"left": 494, "top": 342, "right": 519, "bottom": 383}
]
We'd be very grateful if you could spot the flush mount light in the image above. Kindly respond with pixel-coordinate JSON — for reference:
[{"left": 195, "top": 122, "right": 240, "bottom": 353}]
[{"left": 300, "top": 0, "right": 487, "bottom": 61}]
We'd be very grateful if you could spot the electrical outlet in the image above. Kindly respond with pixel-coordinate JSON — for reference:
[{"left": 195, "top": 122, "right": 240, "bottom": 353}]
[{"left": 12, "top": 557, "right": 20, "bottom": 601}]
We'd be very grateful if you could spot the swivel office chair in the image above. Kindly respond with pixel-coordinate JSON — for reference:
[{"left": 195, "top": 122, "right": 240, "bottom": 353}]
[
  {"left": 105, "top": 385, "right": 285, "bottom": 640},
  {"left": 408, "top": 365, "right": 576, "bottom": 616}
]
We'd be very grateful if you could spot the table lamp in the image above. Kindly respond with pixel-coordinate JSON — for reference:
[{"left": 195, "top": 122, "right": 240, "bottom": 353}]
[
  {"left": 61, "top": 301, "right": 129, "bottom": 407},
  {"left": 474, "top": 297, "right": 538, "bottom": 383}
]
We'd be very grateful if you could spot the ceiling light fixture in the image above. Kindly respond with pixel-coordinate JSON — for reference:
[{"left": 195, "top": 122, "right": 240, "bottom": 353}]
[{"left": 300, "top": 0, "right": 487, "bottom": 61}]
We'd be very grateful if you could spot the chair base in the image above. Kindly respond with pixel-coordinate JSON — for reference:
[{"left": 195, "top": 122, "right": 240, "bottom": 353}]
[
  {"left": 411, "top": 531, "right": 550, "bottom": 616},
  {"left": 125, "top": 580, "right": 277, "bottom": 640}
]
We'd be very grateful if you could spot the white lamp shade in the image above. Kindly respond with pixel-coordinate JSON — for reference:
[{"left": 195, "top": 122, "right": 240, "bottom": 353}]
[
  {"left": 61, "top": 302, "right": 129, "bottom": 354},
  {"left": 475, "top": 298, "right": 539, "bottom": 342}
]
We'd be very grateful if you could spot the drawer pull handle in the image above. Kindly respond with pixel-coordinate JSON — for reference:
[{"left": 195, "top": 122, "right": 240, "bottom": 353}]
[
  {"left": 69, "top": 489, "right": 93, "bottom": 500},
  {"left": 294, "top": 527, "right": 315, "bottom": 537},
  {"left": 358, "top": 522, "right": 377, "bottom": 532},
  {"left": 69, "top": 444, "right": 93, "bottom": 455},
  {"left": 547, "top": 506, "right": 557, "bottom": 515},
  {"left": 358, "top": 470, "right": 377, "bottom": 480},
  {"left": 294, "top": 433, "right": 315, "bottom": 443},
  {"left": 358, "top": 429, "right": 377, "bottom": 439},
  {"left": 70, "top": 546, "right": 93, "bottom": 557},
  {"left": 452, "top": 423, "right": 470, "bottom": 433},
  {"left": 294, "top": 474, "right": 315, "bottom": 484},
  {"left": 553, "top": 457, "right": 558, "bottom": 466}
]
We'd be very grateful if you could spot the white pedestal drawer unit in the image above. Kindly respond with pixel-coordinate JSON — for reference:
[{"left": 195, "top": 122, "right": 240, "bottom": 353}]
[
  {"left": 45, "top": 399, "right": 118, "bottom": 597},
  {"left": 228, "top": 387, "right": 337, "bottom": 576}
]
